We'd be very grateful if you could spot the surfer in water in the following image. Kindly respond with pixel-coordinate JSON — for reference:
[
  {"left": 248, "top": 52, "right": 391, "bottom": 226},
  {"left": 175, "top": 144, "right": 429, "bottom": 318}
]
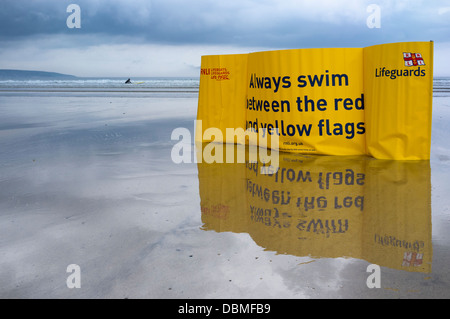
[{"left": 125, "top": 78, "right": 131, "bottom": 84}]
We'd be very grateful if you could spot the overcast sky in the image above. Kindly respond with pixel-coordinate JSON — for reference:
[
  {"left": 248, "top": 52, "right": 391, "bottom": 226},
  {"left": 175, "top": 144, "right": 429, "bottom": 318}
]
[{"left": 0, "top": 0, "right": 449, "bottom": 77}]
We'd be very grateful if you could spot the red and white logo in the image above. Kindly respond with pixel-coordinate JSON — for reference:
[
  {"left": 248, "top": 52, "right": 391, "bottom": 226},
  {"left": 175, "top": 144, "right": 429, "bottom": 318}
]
[
  {"left": 403, "top": 52, "right": 425, "bottom": 67},
  {"left": 402, "top": 251, "right": 423, "bottom": 267}
]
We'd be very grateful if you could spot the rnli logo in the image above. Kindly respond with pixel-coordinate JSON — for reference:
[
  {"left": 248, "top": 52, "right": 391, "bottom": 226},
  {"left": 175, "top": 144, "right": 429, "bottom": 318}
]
[
  {"left": 402, "top": 251, "right": 423, "bottom": 268},
  {"left": 403, "top": 52, "right": 425, "bottom": 67},
  {"left": 200, "top": 68, "right": 230, "bottom": 81}
]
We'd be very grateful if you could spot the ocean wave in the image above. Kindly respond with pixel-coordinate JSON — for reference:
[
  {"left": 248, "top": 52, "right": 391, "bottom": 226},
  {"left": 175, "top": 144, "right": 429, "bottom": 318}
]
[
  {"left": 0, "top": 77, "right": 200, "bottom": 90},
  {"left": 1, "top": 77, "right": 449, "bottom": 97}
]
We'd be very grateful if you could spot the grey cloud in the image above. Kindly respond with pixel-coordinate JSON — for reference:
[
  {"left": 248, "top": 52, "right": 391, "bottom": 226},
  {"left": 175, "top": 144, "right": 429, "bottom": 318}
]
[{"left": 0, "top": 0, "right": 449, "bottom": 49}]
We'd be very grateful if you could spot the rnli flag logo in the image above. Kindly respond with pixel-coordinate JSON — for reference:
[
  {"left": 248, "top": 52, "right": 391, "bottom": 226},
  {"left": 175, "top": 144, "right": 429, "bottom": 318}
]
[
  {"left": 403, "top": 52, "right": 425, "bottom": 67},
  {"left": 402, "top": 251, "right": 423, "bottom": 268}
]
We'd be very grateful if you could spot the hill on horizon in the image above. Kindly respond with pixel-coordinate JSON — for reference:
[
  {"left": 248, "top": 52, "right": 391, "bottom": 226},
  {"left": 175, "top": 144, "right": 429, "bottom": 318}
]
[{"left": 0, "top": 69, "right": 77, "bottom": 80}]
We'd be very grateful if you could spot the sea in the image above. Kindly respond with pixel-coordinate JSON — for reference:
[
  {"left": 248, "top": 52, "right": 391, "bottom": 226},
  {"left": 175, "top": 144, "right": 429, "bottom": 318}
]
[
  {"left": 0, "top": 77, "right": 200, "bottom": 97},
  {"left": 0, "top": 76, "right": 449, "bottom": 95},
  {"left": 434, "top": 76, "right": 450, "bottom": 96}
]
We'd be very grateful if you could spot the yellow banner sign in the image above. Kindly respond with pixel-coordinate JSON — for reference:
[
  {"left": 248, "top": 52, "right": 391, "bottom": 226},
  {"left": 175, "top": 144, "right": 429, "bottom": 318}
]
[{"left": 197, "top": 41, "right": 433, "bottom": 160}]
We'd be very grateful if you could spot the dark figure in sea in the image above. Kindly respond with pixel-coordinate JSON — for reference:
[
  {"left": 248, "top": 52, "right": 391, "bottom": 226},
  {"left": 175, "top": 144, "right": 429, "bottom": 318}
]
[{"left": 125, "top": 78, "right": 131, "bottom": 84}]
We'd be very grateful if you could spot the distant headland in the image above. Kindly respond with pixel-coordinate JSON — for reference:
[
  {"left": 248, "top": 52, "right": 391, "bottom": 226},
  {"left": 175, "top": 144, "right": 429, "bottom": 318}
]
[{"left": 0, "top": 69, "right": 77, "bottom": 80}]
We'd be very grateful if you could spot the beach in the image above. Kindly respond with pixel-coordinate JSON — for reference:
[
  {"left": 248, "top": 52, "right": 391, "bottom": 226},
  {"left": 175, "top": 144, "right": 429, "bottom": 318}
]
[{"left": 1, "top": 77, "right": 450, "bottom": 299}]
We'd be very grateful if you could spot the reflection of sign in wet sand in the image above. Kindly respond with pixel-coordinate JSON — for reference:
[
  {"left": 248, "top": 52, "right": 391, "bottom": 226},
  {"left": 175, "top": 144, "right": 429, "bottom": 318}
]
[{"left": 198, "top": 144, "right": 432, "bottom": 273}]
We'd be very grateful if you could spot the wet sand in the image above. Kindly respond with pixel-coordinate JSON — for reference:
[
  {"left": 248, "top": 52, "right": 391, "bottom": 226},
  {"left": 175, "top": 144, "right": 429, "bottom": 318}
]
[{"left": 0, "top": 90, "right": 450, "bottom": 299}]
